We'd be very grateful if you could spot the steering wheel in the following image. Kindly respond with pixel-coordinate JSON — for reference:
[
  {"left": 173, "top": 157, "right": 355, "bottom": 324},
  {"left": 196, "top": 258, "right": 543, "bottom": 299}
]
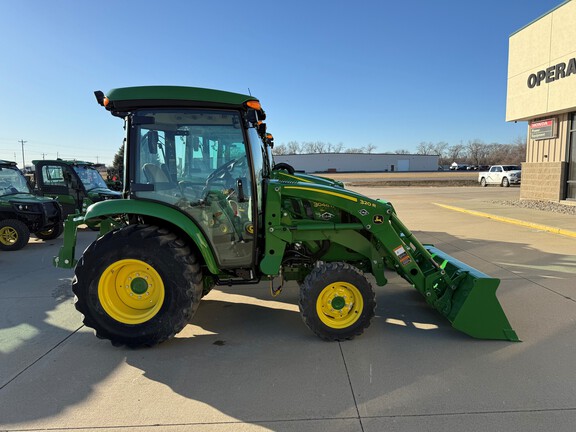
[
  {"left": 206, "top": 156, "right": 248, "bottom": 188},
  {"left": 205, "top": 159, "right": 235, "bottom": 188}
]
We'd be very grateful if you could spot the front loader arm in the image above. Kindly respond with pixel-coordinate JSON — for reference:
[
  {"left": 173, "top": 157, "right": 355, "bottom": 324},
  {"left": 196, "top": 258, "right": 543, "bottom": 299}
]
[{"left": 261, "top": 180, "right": 518, "bottom": 342}]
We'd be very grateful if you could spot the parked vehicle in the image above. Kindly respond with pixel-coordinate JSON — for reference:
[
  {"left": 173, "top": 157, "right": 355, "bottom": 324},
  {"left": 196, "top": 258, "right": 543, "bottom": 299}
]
[
  {"left": 0, "top": 160, "right": 64, "bottom": 251},
  {"left": 53, "top": 86, "right": 518, "bottom": 348},
  {"left": 33, "top": 159, "right": 121, "bottom": 224},
  {"left": 449, "top": 163, "right": 468, "bottom": 170},
  {"left": 478, "top": 165, "right": 521, "bottom": 187}
]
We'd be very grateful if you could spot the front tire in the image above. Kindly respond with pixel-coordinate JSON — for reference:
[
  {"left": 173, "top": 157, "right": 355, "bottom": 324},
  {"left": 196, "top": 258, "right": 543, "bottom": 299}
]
[
  {"left": 299, "top": 262, "right": 375, "bottom": 341},
  {"left": 0, "top": 219, "right": 30, "bottom": 251},
  {"left": 502, "top": 177, "right": 510, "bottom": 187},
  {"left": 35, "top": 222, "right": 64, "bottom": 240},
  {"left": 73, "top": 224, "right": 203, "bottom": 348}
]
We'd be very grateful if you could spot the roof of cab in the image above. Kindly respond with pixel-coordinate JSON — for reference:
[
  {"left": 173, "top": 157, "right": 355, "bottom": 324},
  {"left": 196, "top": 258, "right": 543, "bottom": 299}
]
[{"left": 102, "top": 86, "right": 259, "bottom": 111}]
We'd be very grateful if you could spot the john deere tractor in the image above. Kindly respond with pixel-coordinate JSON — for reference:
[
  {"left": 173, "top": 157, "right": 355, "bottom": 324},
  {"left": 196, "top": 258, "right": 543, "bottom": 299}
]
[{"left": 55, "top": 86, "right": 518, "bottom": 347}]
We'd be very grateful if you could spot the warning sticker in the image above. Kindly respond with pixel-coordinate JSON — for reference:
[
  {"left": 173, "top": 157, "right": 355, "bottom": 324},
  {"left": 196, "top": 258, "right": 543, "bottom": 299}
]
[{"left": 393, "top": 245, "right": 412, "bottom": 266}]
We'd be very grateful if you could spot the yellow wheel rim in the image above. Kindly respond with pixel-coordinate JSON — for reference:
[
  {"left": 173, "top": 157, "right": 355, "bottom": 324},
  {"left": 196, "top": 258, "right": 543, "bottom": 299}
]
[
  {"left": 0, "top": 226, "right": 18, "bottom": 246},
  {"left": 98, "top": 259, "right": 165, "bottom": 325},
  {"left": 316, "top": 281, "right": 363, "bottom": 329}
]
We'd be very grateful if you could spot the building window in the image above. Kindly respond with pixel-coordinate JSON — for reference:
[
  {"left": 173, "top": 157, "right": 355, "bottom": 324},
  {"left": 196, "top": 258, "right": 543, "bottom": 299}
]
[{"left": 567, "top": 113, "right": 576, "bottom": 200}]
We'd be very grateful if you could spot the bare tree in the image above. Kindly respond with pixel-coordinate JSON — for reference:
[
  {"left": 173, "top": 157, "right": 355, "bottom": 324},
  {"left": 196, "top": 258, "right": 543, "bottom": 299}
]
[
  {"left": 416, "top": 141, "right": 437, "bottom": 155},
  {"left": 365, "top": 143, "right": 377, "bottom": 154},
  {"left": 394, "top": 149, "right": 410, "bottom": 154},
  {"left": 447, "top": 143, "right": 465, "bottom": 162},
  {"left": 286, "top": 141, "right": 301, "bottom": 154},
  {"left": 466, "top": 139, "right": 488, "bottom": 166},
  {"left": 302, "top": 141, "right": 328, "bottom": 153},
  {"left": 346, "top": 147, "right": 365, "bottom": 153},
  {"left": 272, "top": 144, "right": 287, "bottom": 155},
  {"left": 432, "top": 141, "right": 449, "bottom": 157}
]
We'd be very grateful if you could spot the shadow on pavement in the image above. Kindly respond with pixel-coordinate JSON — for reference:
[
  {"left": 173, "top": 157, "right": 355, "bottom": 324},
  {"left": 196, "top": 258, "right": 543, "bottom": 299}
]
[{"left": 1, "top": 230, "right": 575, "bottom": 429}]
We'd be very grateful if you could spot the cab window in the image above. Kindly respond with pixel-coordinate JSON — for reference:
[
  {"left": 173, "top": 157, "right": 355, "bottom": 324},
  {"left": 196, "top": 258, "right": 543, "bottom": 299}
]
[{"left": 132, "top": 109, "right": 255, "bottom": 269}]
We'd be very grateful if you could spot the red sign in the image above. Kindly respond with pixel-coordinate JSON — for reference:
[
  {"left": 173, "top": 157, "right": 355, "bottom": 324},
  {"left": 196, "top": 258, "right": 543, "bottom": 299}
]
[{"left": 530, "top": 118, "right": 556, "bottom": 140}]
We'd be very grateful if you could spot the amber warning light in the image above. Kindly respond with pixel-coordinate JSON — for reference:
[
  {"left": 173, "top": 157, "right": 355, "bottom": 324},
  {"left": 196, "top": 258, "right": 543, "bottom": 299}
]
[{"left": 245, "top": 100, "right": 261, "bottom": 110}]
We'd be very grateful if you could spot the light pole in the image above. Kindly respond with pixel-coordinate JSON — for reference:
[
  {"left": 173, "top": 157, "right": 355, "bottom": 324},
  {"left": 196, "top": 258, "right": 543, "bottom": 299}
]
[{"left": 19, "top": 139, "right": 27, "bottom": 171}]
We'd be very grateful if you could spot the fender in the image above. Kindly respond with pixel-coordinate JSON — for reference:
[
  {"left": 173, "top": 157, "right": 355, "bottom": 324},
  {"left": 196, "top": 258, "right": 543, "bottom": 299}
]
[{"left": 84, "top": 199, "right": 219, "bottom": 274}]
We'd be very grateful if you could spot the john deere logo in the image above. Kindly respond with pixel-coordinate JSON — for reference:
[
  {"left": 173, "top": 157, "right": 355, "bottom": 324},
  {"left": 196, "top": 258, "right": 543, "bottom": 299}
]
[
  {"left": 245, "top": 224, "right": 254, "bottom": 234},
  {"left": 373, "top": 215, "right": 384, "bottom": 224}
]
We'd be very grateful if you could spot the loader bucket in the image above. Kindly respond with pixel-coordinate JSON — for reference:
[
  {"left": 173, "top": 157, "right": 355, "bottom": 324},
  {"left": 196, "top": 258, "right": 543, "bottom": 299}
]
[{"left": 425, "top": 246, "right": 519, "bottom": 342}]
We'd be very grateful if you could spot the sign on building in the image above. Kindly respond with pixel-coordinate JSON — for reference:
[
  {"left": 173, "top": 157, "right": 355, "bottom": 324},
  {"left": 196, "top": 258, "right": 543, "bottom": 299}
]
[{"left": 529, "top": 118, "right": 557, "bottom": 140}]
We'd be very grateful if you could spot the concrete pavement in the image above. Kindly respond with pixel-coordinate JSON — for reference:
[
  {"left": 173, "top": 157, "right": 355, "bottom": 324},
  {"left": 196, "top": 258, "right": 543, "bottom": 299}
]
[{"left": 1, "top": 186, "right": 575, "bottom": 431}]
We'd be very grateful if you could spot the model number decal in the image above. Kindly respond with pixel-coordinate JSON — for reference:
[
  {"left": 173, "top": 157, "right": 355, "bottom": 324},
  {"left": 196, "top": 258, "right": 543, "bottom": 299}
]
[{"left": 359, "top": 199, "right": 376, "bottom": 207}]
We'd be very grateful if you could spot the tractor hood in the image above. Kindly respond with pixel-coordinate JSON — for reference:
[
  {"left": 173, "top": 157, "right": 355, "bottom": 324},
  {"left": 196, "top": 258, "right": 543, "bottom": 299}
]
[{"left": 271, "top": 170, "right": 345, "bottom": 188}]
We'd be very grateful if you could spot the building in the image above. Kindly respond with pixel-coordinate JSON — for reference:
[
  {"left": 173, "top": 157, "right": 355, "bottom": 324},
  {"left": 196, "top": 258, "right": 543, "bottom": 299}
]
[
  {"left": 506, "top": 0, "right": 576, "bottom": 202},
  {"left": 273, "top": 153, "right": 439, "bottom": 173}
]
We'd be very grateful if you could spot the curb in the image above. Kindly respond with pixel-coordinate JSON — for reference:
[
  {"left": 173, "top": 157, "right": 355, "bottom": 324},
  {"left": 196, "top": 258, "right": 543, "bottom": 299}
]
[{"left": 432, "top": 203, "right": 576, "bottom": 239}]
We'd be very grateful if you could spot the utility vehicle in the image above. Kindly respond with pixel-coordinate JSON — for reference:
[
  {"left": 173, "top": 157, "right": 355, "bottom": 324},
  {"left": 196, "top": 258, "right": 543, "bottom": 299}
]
[
  {"left": 33, "top": 159, "right": 121, "bottom": 221},
  {"left": 0, "top": 160, "right": 63, "bottom": 250}
]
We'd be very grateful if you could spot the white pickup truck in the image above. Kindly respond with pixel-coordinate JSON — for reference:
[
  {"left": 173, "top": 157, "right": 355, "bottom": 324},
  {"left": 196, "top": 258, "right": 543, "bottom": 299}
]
[{"left": 478, "top": 165, "right": 521, "bottom": 187}]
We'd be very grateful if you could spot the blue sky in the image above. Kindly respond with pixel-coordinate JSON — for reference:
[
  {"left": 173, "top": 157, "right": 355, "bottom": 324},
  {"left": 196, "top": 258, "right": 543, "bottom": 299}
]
[{"left": 0, "top": 0, "right": 567, "bottom": 166}]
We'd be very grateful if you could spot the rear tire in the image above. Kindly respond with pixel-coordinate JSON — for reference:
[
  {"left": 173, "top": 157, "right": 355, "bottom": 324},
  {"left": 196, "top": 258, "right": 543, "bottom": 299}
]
[
  {"left": 35, "top": 222, "right": 64, "bottom": 240},
  {"left": 0, "top": 219, "right": 30, "bottom": 251},
  {"left": 73, "top": 224, "right": 203, "bottom": 348},
  {"left": 299, "top": 262, "right": 375, "bottom": 341},
  {"left": 480, "top": 177, "right": 487, "bottom": 187}
]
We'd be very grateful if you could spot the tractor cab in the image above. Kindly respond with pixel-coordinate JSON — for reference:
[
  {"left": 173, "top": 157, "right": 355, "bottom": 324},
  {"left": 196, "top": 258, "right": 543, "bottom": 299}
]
[
  {"left": 68, "top": 86, "right": 271, "bottom": 280},
  {"left": 126, "top": 107, "right": 267, "bottom": 272}
]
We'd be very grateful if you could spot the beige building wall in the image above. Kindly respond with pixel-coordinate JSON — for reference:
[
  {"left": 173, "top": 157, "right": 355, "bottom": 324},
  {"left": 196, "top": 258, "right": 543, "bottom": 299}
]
[
  {"left": 507, "top": 0, "right": 576, "bottom": 121},
  {"left": 507, "top": 0, "right": 575, "bottom": 202}
]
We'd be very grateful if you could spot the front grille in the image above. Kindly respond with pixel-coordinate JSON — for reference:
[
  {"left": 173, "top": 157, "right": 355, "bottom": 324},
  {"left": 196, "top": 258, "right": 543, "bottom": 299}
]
[{"left": 42, "top": 201, "right": 62, "bottom": 223}]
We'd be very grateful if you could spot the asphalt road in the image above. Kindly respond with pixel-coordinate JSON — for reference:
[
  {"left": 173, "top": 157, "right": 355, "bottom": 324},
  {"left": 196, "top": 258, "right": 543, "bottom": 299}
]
[{"left": 1, "top": 186, "right": 575, "bottom": 431}]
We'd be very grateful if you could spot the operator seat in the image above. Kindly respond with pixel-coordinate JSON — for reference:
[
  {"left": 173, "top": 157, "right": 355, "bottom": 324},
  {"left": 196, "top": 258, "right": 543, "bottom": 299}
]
[{"left": 143, "top": 163, "right": 170, "bottom": 183}]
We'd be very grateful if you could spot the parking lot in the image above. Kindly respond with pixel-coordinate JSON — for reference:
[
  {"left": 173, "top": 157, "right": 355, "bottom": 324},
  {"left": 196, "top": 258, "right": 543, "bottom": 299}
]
[{"left": 1, "top": 186, "right": 576, "bottom": 431}]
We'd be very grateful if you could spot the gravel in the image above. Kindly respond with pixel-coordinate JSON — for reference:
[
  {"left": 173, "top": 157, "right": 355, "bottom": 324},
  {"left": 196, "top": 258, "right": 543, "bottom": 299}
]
[{"left": 491, "top": 199, "right": 576, "bottom": 215}]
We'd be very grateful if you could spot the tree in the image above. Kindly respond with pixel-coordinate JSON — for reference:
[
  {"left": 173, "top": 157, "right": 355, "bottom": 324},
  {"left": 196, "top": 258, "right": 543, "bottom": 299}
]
[
  {"left": 416, "top": 141, "right": 436, "bottom": 155},
  {"left": 286, "top": 141, "right": 301, "bottom": 154},
  {"left": 365, "top": 143, "right": 377, "bottom": 154},
  {"left": 447, "top": 143, "right": 465, "bottom": 162},
  {"left": 345, "top": 147, "right": 365, "bottom": 153},
  {"left": 466, "top": 139, "right": 488, "bottom": 166},
  {"left": 272, "top": 144, "right": 287, "bottom": 155},
  {"left": 112, "top": 143, "right": 124, "bottom": 177}
]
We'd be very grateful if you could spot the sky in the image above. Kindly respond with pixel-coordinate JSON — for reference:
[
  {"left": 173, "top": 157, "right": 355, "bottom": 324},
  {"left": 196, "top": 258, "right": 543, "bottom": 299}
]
[{"left": 0, "top": 0, "right": 568, "bottom": 167}]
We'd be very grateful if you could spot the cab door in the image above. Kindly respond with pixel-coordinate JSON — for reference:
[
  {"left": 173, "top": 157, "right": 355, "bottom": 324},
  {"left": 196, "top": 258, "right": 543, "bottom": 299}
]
[
  {"left": 131, "top": 109, "right": 257, "bottom": 270},
  {"left": 36, "top": 163, "right": 82, "bottom": 217}
]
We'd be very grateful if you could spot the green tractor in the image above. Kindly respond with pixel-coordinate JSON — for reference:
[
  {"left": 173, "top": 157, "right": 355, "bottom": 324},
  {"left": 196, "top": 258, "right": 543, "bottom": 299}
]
[
  {"left": 32, "top": 159, "right": 121, "bottom": 225},
  {"left": 0, "top": 160, "right": 64, "bottom": 250},
  {"left": 55, "top": 86, "right": 518, "bottom": 347}
]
